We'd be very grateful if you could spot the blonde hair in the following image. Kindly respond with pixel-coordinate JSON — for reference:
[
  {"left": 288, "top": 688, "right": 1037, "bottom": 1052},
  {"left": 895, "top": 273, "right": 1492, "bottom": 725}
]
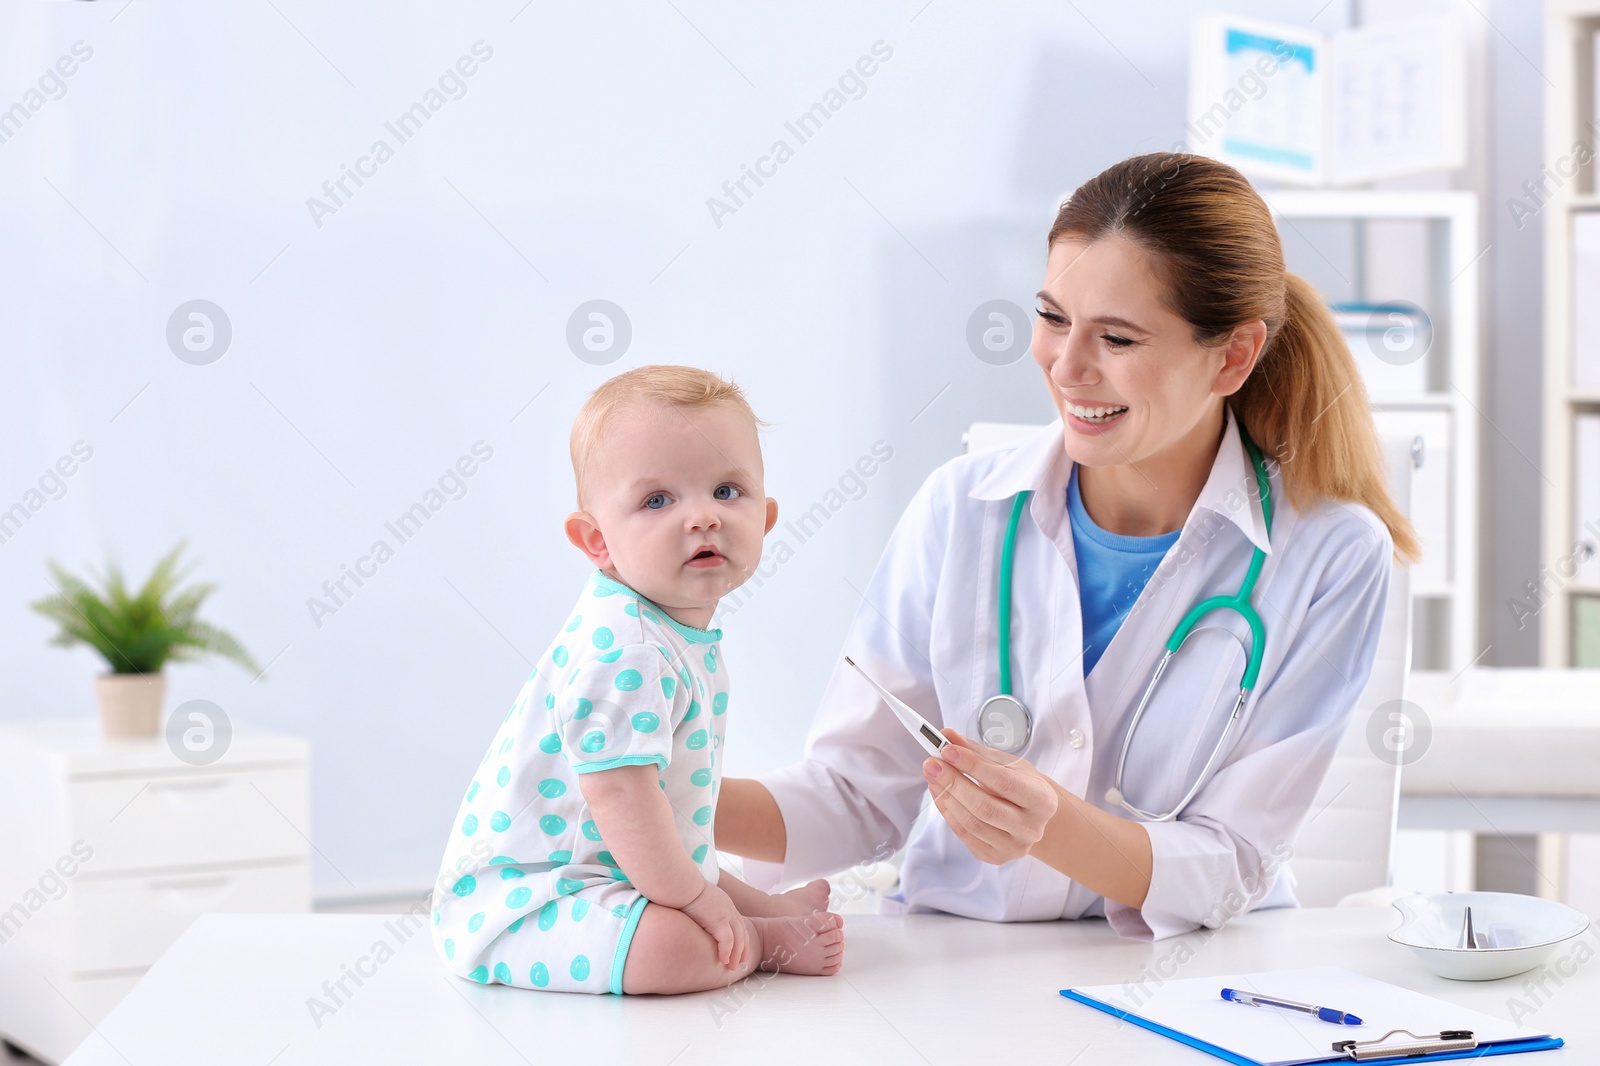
[
  {"left": 569, "top": 364, "right": 768, "bottom": 510},
  {"left": 1048, "top": 151, "right": 1421, "bottom": 565}
]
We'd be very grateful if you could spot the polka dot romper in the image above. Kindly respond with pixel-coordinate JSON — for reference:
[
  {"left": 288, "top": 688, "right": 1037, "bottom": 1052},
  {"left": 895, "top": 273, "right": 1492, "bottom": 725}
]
[{"left": 431, "top": 568, "right": 730, "bottom": 994}]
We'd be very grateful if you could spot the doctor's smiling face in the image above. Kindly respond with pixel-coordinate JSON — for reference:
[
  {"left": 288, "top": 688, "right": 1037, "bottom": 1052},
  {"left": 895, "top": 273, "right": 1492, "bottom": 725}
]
[
  {"left": 564, "top": 399, "right": 778, "bottom": 631},
  {"left": 1031, "top": 235, "right": 1266, "bottom": 535}
]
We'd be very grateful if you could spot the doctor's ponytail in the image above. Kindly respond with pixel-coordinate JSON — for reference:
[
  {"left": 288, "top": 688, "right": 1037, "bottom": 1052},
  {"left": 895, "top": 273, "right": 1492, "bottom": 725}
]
[{"left": 1047, "top": 152, "right": 1421, "bottom": 565}]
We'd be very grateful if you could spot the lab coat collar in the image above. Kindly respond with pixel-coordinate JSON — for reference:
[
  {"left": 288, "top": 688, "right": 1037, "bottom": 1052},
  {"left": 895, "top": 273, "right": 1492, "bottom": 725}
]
[{"left": 966, "top": 405, "right": 1273, "bottom": 555}]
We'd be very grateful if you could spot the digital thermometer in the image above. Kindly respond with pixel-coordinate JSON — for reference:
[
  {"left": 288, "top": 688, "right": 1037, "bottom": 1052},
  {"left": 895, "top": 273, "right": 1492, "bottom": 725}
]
[{"left": 844, "top": 655, "right": 950, "bottom": 760}]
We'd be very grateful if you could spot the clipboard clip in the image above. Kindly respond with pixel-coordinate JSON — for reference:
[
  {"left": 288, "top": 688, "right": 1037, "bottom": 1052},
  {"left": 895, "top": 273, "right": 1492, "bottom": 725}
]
[{"left": 1332, "top": 1029, "right": 1476, "bottom": 1061}]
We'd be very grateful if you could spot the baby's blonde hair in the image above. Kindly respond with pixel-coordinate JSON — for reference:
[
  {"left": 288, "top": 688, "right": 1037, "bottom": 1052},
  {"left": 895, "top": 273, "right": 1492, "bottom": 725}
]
[{"left": 569, "top": 364, "right": 768, "bottom": 510}]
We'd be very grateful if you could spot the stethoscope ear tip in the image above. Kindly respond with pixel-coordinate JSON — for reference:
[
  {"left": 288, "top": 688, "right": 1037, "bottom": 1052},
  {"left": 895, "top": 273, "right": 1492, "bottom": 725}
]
[{"left": 1104, "top": 787, "right": 1123, "bottom": 807}]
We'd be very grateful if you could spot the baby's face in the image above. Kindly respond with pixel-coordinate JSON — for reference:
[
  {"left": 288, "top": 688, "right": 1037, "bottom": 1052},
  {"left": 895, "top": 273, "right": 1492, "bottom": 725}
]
[{"left": 568, "top": 401, "right": 776, "bottom": 627}]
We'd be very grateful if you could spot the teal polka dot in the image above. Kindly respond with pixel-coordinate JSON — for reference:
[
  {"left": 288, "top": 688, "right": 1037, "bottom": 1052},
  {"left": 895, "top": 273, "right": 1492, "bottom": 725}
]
[
  {"left": 537, "top": 778, "right": 566, "bottom": 799},
  {"left": 538, "top": 733, "right": 562, "bottom": 754},
  {"left": 609, "top": 867, "right": 629, "bottom": 880},
  {"left": 443, "top": 938, "right": 455, "bottom": 960},
  {"left": 594, "top": 583, "right": 617, "bottom": 597},
  {"left": 582, "top": 820, "right": 602, "bottom": 841},
  {"left": 580, "top": 730, "right": 607, "bottom": 753},
  {"left": 467, "top": 965, "right": 489, "bottom": 983},
  {"left": 631, "top": 711, "right": 660, "bottom": 733},
  {"left": 544, "top": 692, "right": 555, "bottom": 709},
  {"left": 597, "top": 648, "right": 623, "bottom": 663},
  {"left": 615, "top": 669, "right": 643, "bottom": 691},
  {"left": 552, "top": 645, "right": 569, "bottom": 668},
  {"left": 493, "top": 962, "right": 512, "bottom": 984},
  {"left": 691, "top": 844, "right": 709, "bottom": 863},
  {"left": 433, "top": 909, "right": 440, "bottom": 926},
  {"left": 489, "top": 854, "right": 515, "bottom": 865},
  {"left": 461, "top": 813, "right": 479, "bottom": 836},
  {"left": 691, "top": 768, "right": 712, "bottom": 787},
  {"left": 505, "top": 886, "right": 532, "bottom": 908},
  {"left": 496, "top": 766, "right": 510, "bottom": 787},
  {"left": 530, "top": 962, "right": 550, "bottom": 987},
  {"left": 687, "top": 729, "right": 709, "bottom": 750},
  {"left": 538, "top": 900, "right": 559, "bottom": 931},
  {"left": 661, "top": 676, "right": 676, "bottom": 699},
  {"left": 467, "top": 912, "right": 485, "bottom": 933},
  {"left": 692, "top": 805, "right": 712, "bottom": 826},
  {"left": 684, "top": 700, "right": 701, "bottom": 721},
  {"left": 641, "top": 608, "right": 662, "bottom": 624},
  {"left": 592, "top": 626, "right": 614, "bottom": 649},
  {"left": 571, "top": 898, "right": 591, "bottom": 921},
  {"left": 452, "top": 874, "right": 476, "bottom": 897},
  {"left": 574, "top": 698, "right": 592, "bottom": 720},
  {"left": 548, "top": 849, "right": 572, "bottom": 863},
  {"left": 557, "top": 877, "right": 584, "bottom": 895},
  {"left": 500, "top": 866, "right": 524, "bottom": 880},
  {"left": 597, "top": 850, "right": 616, "bottom": 866},
  {"left": 571, "top": 955, "right": 591, "bottom": 981},
  {"left": 539, "top": 814, "right": 566, "bottom": 835},
  {"left": 704, "top": 649, "right": 718, "bottom": 672},
  {"left": 508, "top": 915, "right": 526, "bottom": 933},
  {"left": 678, "top": 666, "right": 691, "bottom": 687},
  {"left": 624, "top": 602, "right": 639, "bottom": 617},
  {"left": 491, "top": 810, "right": 512, "bottom": 832},
  {"left": 466, "top": 781, "right": 480, "bottom": 801},
  {"left": 565, "top": 614, "right": 582, "bottom": 633},
  {"left": 611, "top": 904, "right": 628, "bottom": 918},
  {"left": 713, "top": 692, "right": 729, "bottom": 715}
]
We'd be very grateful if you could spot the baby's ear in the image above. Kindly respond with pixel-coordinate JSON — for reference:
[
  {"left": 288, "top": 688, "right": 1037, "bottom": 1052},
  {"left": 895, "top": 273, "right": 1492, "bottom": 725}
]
[
  {"left": 564, "top": 512, "right": 611, "bottom": 567},
  {"left": 764, "top": 497, "right": 779, "bottom": 534}
]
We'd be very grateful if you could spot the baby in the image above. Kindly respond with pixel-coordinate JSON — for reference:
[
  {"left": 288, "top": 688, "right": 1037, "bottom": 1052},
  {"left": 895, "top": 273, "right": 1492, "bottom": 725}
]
[{"left": 431, "top": 364, "right": 845, "bottom": 995}]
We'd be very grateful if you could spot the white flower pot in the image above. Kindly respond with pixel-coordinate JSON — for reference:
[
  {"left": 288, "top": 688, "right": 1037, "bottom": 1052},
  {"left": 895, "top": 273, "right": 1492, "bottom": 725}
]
[{"left": 94, "top": 672, "right": 167, "bottom": 738}]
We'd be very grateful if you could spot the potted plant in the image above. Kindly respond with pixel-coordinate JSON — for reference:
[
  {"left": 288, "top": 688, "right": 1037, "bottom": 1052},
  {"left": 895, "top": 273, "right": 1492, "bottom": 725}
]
[{"left": 30, "top": 541, "right": 262, "bottom": 738}]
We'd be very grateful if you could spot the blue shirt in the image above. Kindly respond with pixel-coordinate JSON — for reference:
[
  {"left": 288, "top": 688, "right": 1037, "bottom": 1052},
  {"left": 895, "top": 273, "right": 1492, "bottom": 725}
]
[{"left": 1067, "top": 465, "right": 1180, "bottom": 677}]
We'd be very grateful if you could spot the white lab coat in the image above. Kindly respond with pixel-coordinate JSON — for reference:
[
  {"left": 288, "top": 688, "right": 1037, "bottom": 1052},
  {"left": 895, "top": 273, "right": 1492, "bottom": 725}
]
[{"left": 743, "top": 406, "right": 1394, "bottom": 940}]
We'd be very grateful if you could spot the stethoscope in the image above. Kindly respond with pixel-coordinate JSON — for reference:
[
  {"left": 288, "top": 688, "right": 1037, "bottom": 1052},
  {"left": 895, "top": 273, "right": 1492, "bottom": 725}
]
[{"left": 976, "top": 427, "right": 1274, "bottom": 824}]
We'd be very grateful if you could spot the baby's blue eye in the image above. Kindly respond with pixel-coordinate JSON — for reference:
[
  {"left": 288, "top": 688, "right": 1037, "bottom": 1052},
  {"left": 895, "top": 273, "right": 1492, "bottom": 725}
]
[
  {"left": 714, "top": 485, "right": 742, "bottom": 501},
  {"left": 644, "top": 493, "right": 670, "bottom": 510}
]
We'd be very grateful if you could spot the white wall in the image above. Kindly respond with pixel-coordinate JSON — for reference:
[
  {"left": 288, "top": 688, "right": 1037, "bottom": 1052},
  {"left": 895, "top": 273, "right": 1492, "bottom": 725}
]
[{"left": 0, "top": 0, "right": 1381, "bottom": 899}]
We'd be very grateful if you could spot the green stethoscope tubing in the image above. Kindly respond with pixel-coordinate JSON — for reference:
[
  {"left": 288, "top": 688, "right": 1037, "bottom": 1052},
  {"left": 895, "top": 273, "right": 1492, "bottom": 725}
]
[
  {"left": 992, "top": 425, "right": 1274, "bottom": 819},
  {"left": 1164, "top": 428, "right": 1273, "bottom": 689}
]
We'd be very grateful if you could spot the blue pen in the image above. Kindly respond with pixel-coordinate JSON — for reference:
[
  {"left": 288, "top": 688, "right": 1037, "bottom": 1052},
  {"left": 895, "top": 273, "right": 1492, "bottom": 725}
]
[{"left": 1221, "top": 988, "right": 1363, "bottom": 1025}]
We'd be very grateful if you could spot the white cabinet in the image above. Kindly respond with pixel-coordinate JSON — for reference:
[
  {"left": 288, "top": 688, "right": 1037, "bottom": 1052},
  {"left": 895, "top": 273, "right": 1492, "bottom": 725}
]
[{"left": 0, "top": 720, "right": 311, "bottom": 1064}]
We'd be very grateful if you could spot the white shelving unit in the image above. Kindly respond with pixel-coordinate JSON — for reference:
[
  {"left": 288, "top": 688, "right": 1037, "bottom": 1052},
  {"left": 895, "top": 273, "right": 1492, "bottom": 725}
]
[
  {"left": 1541, "top": 0, "right": 1600, "bottom": 668},
  {"left": 1263, "top": 190, "right": 1482, "bottom": 675}
]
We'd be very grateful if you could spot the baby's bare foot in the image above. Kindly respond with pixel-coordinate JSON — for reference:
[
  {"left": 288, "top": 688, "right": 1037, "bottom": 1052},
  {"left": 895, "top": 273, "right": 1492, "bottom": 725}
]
[
  {"left": 763, "top": 878, "right": 831, "bottom": 918},
  {"left": 755, "top": 911, "right": 845, "bottom": 976}
]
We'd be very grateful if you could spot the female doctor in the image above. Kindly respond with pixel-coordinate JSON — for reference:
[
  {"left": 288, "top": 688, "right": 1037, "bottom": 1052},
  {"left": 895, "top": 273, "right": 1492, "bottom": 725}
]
[{"left": 716, "top": 151, "right": 1421, "bottom": 940}]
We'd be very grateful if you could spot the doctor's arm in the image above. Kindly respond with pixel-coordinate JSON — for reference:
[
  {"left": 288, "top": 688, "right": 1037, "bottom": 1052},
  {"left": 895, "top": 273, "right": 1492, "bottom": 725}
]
[{"left": 716, "top": 777, "right": 786, "bottom": 863}]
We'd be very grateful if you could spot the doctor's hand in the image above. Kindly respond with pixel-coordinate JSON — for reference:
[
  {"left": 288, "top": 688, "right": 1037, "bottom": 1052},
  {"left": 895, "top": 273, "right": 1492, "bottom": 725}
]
[{"left": 923, "top": 729, "right": 1059, "bottom": 865}]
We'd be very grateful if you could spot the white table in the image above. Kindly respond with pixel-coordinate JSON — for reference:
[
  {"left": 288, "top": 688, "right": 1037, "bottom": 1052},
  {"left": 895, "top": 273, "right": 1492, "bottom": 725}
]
[{"left": 59, "top": 908, "right": 1597, "bottom": 1064}]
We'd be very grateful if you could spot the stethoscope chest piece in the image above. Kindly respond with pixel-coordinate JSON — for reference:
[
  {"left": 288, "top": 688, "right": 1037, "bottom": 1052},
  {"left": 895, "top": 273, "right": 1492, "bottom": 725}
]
[{"left": 976, "top": 693, "right": 1031, "bottom": 754}]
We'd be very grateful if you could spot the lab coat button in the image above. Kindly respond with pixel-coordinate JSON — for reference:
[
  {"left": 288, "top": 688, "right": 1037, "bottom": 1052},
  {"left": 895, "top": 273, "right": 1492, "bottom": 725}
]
[{"left": 1068, "top": 728, "right": 1085, "bottom": 749}]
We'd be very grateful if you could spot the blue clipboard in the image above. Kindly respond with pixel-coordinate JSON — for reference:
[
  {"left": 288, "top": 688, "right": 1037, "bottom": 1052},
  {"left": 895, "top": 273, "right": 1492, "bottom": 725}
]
[{"left": 1059, "top": 988, "right": 1565, "bottom": 1065}]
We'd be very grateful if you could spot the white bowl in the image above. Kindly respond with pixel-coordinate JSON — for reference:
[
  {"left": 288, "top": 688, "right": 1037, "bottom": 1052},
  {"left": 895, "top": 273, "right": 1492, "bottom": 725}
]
[{"left": 1389, "top": 891, "right": 1591, "bottom": 981}]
